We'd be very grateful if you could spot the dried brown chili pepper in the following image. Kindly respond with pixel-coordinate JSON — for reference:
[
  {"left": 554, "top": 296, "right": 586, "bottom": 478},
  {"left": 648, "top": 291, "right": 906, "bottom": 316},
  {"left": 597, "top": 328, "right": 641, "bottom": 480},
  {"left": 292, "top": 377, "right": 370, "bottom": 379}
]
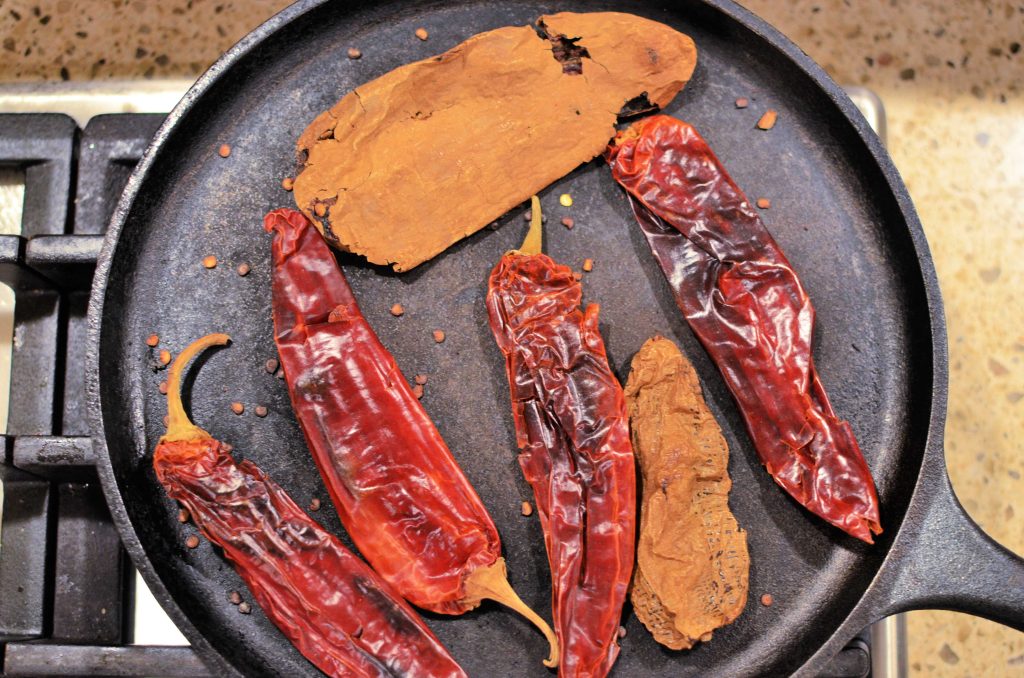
[
  {"left": 606, "top": 115, "right": 882, "bottom": 543},
  {"left": 265, "top": 208, "right": 558, "bottom": 667},
  {"left": 486, "top": 198, "right": 636, "bottom": 678},
  {"left": 152, "top": 334, "right": 467, "bottom": 678}
]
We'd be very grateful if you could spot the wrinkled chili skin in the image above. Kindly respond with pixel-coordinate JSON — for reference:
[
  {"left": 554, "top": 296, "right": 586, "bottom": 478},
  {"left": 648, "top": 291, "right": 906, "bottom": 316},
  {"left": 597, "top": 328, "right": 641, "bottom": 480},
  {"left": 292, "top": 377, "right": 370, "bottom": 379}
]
[
  {"left": 153, "top": 437, "right": 467, "bottom": 678},
  {"left": 486, "top": 252, "right": 635, "bottom": 678},
  {"left": 266, "top": 208, "right": 501, "bottom": 614},
  {"left": 606, "top": 115, "right": 882, "bottom": 543}
]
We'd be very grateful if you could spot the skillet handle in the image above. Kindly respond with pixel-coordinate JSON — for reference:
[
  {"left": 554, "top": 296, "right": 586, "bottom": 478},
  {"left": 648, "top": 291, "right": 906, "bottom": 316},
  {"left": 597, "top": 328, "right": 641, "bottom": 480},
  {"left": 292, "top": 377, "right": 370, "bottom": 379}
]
[{"left": 879, "top": 469, "right": 1024, "bottom": 630}]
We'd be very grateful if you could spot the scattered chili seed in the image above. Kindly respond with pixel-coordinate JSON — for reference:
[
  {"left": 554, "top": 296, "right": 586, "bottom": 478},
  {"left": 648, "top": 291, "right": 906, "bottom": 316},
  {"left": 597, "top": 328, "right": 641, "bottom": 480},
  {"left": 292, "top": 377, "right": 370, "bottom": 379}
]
[
  {"left": 314, "top": 203, "right": 327, "bottom": 217},
  {"left": 582, "top": 258, "right": 594, "bottom": 272},
  {"left": 221, "top": 442, "right": 234, "bottom": 453},
  {"left": 265, "top": 358, "right": 279, "bottom": 374},
  {"left": 572, "top": 271, "right": 583, "bottom": 281},
  {"left": 390, "top": 303, "right": 405, "bottom": 317},
  {"left": 561, "top": 217, "right": 575, "bottom": 229},
  {"left": 163, "top": 415, "right": 169, "bottom": 427},
  {"left": 308, "top": 497, "right": 322, "bottom": 512},
  {"left": 412, "top": 384, "right": 424, "bottom": 399},
  {"left": 756, "top": 109, "right": 778, "bottom": 130},
  {"left": 414, "top": 374, "right": 428, "bottom": 385},
  {"left": 236, "top": 262, "right": 251, "bottom": 276},
  {"left": 159, "top": 349, "right": 172, "bottom": 366},
  {"left": 523, "top": 210, "right": 532, "bottom": 221},
  {"left": 756, "top": 197, "right": 771, "bottom": 209},
  {"left": 559, "top": 193, "right": 573, "bottom": 207},
  {"left": 177, "top": 508, "right": 190, "bottom": 523},
  {"left": 347, "top": 47, "right": 362, "bottom": 59},
  {"left": 159, "top": 380, "right": 169, "bottom": 395},
  {"left": 238, "top": 602, "right": 252, "bottom": 614},
  {"left": 415, "top": 27, "right": 429, "bottom": 41},
  {"left": 618, "top": 626, "right": 627, "bottom": 639},
  {"left": 276, "top": 370, "right": 285, "bottom": 380},
  {"left": 281, "top": 176, "right": 294, "bottom": 191},
  {"left": 228, "top": 590, "right": 242, "bottom": 605},
  {"left": 521, "top": 501, "right": 533, "bottom": 516},
  {"left": 202, "top": 255, "right": 217, "bottom": 269},
  {"left": 761, "top": 593, "right": 774, "bottom": 607},
  {"left": 432, "top": 330, "right": 446, "bottom": 343},
  {"left": 254, "top": 405, "right": 268, "bottom": 418},
  {"left": 146, "top": 333, "right": 159, "bottom": 347},
  {"left": 735, "top": 97, "right": 749, "bottom": 109},
  {"left": 218, "top": 144, "right": 231, "bottom": 158},
  {"left": 185, "top": 535, "right": 200, "bottom": 549},
  {"left": 231, "top": 402, "right": 244, "bottom": 415}
]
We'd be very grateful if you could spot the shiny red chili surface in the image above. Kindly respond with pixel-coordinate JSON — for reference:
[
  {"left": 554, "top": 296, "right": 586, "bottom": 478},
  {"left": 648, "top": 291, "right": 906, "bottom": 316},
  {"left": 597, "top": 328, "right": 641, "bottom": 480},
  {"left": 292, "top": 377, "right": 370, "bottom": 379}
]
[
  {"left": 486, "top": 251, "right": 636, "bottom": 678},
  {"left": 266, "top": 208, "right": 500, "bottom": 614},
  {"left": 606, "top": 114, "right": 882, "bottom": 543},
  {"left": 153, "top": 336, "right": 466, "bottom": 678}
]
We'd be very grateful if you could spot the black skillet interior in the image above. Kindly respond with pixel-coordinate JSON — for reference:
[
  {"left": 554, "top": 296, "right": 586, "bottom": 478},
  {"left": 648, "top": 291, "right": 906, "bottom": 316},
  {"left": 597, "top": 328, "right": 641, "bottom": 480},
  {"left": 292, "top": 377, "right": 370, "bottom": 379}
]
[{"left": 91, "top": 0, "right": 938, "bottom": 675}]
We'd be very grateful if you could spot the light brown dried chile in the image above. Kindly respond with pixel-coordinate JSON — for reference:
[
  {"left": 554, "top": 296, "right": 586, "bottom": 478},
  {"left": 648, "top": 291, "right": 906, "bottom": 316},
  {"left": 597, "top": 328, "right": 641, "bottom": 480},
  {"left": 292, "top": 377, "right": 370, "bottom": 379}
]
[
  {"left": 294, "top": 12, "right": 696, "bottom": 271},
  {"left": 623, "top": 337, "right": 749, "bottom": 650}
]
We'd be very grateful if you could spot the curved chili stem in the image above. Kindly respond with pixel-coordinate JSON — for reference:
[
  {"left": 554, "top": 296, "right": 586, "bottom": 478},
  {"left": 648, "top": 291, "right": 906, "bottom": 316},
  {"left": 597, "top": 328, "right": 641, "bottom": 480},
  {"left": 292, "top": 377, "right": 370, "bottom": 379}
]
[
  {"left": 517, "top": 195, "right": 543, "bottom": 256},
  {"left": 463, "top": 559, "right": 559, "bottom": 668},
  {"left": 162, "top": 333, "right": 230, "bottom": 443}
]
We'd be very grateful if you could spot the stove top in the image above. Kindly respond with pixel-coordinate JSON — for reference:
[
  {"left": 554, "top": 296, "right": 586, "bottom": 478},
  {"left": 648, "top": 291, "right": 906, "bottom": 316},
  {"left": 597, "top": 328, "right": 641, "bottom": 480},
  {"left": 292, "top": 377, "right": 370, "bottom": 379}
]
[{"left": 0, "top": 84, "right": 890, "bottom": 677}]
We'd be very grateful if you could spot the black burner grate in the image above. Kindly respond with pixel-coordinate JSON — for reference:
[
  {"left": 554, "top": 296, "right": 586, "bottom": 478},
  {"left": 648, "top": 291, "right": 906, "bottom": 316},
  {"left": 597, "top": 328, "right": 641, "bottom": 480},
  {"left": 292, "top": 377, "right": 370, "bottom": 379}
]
[{"left": 0, "top": 112, "right": 871, "bottom": 677}]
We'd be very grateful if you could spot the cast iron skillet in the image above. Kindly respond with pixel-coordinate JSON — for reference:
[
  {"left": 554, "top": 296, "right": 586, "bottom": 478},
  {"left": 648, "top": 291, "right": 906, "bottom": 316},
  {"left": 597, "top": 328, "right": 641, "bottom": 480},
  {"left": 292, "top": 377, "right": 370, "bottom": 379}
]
[{"left": 86, "top": 0, "right": 1024, "bottom": 675}]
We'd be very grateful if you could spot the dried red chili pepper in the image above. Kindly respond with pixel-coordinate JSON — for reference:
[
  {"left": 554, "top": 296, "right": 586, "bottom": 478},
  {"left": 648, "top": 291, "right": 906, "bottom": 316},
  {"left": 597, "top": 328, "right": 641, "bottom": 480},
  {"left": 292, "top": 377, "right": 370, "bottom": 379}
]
[
  {"left": 606, "top": 115, "right": 882, "bottom": 543},
  {"left": 486, "top": 198, "right": 636, "bottom": 678},
  {"left": 152, "top": 334, "right": 467, "bottom": 678},
  {"left": 265, "top": 208, "right": 558, "bottom": 666}
]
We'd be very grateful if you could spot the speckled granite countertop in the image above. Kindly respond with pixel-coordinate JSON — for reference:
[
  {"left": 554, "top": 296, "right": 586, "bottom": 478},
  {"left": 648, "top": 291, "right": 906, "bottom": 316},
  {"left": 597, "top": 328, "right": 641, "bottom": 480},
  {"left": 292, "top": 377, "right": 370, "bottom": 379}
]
[{"left": 1, "top": 0, "right": 1020, "bottom": 674}]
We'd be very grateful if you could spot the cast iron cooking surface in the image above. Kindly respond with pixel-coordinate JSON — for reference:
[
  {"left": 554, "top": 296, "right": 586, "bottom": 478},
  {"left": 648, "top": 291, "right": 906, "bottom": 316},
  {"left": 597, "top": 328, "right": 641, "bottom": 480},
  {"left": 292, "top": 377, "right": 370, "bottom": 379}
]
[{"left": 93, "top": 0, "right": 934, "bottom": 676}]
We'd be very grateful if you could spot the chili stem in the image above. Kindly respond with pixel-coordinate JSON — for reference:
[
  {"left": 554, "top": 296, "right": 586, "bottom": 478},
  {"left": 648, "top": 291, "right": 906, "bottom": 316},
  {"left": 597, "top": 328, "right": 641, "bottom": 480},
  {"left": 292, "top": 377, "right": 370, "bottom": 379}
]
[
  {"left": 463, "top": 558, "right": 560, "bottom": 667},
  {"left": 162, "top": 333, "right": 231, "bottom": 443},
  {"left": 518, "top": 195, "right": 543, "bottom": 255}
]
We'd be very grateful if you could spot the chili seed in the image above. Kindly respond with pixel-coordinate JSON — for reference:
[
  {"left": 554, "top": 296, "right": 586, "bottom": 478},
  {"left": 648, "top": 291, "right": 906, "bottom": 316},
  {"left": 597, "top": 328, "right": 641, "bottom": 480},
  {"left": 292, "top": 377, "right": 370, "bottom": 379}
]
[
  {"left": 185, "top": 535, "right": 200, "bottom": 549},
  {"left": 521, "top": 501, "right": 533, "bottom": 516},
  {"left": 347, "top": 47, "right": 362, "bottom": 59},
  {"left": 228, "top": 590, "right": 242, "bottom": 605},
  {"left": 159, "top": 380, "right": 169, "bottom": 395},
  {"left": 756, "top": 109, "right": 778, "bottom": 130},
  {"left": 276, "top": 370, "right": 285, "bottom": 380},
  {"left": 559, "top": 193, "right": 573, "bottom": 207},
  {"left": 308, "top": 497, "right": 321, "bottom": 511},
  {"left": 761, "top": 593, "right": 774, "bottom": 606},
  {"left": 415, "top": 27, "right": 429, "bottom": 41},
  {"left": 756, "top": 198, "right": 771, "bottom": 209},
  {"left": 146, "top": 333, "right": 160, "bottom": 347},
  {"left": 218, "top": 144, "right": 231, "bottom": 158},
  {"left": 618, "top": 626, "right": 627, "bottom": 639},
  {"left": 572, "top": 271, "right": 583, "bottom": 281},
  {"left": 221, "top": 442, "right": 234, "bottom": 453},
  {"left": 561, "top": 217, "right": 574, "bottom": 229},
  {"left": 231, "top": 402, "right": 244, "bottom": 415},
  {"left": 735, "top": 97, "right": 749, "bottom": 108},
  {"left": 314, "top": 203, "right": 327, "bottom": 217},
  {"left": 202, "top": 255, "right": 217, "bottom": 269},
  {"left": 432, "top": 330, "right": 446, "bottom": 343},
  {"left": 236, "top": 262, "right": 251, "bottom": 276},
  {"left": 177, "top": 508, "right": 190, "bottom": 523},
  {"left": 159, "top": 350, "right": 172, "bottom": 366},
  {"left": 238, "top": 602, "right": 252, "bottom": 614},
  {"left": 412, "top": 384, "right": 424, "bottom": 399},
  {"left": 390, "top": 303, "right": 405, "bottom": 317},
  {"left": 163, "top": 415, "right": 169, "bottom": 427},
  {"left": 265, "top": 358, "right": 279, "bottom": 374},
  {"left": 582, "top": 258, "right": 594, "bottom": 272},
  {"left": 414, "top": 374, "right": 428, "bottom": 385},
  {"left": 281, "top": 176, "right": 294, "bottom": 191},
  {"left": 254, "top": 405, "right": 268, "bottom": 418}
]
